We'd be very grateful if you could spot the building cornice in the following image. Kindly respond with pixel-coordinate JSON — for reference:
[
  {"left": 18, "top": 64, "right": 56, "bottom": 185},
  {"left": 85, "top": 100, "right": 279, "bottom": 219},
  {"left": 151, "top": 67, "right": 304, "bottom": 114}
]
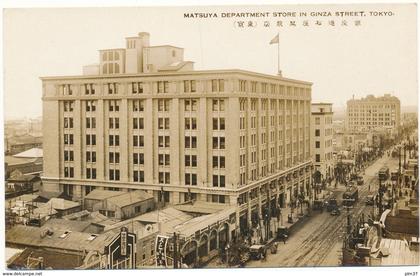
[{"left": 40, "top": 69, "right": 313, "bottom": 86}]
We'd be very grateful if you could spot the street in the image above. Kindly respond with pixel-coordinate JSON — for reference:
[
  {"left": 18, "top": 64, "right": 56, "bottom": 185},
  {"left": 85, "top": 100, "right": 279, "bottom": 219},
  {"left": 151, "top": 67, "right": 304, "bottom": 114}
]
[{"left": 245, "top": 153, "right": 398, "bottom": 267}]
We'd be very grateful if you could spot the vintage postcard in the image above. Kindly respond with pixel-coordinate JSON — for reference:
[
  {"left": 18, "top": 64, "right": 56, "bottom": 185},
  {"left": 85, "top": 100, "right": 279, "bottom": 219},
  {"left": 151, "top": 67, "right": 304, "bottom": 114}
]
[{"left": 1, "top": 3, "right": 418, "bottom": 274}]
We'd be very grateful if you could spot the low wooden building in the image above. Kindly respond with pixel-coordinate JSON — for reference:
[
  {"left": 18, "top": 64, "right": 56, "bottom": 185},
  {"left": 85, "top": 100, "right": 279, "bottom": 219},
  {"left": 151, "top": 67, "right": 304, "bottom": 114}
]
[{"left": 85, "top": 190, "right": 155, "bottom": 220}]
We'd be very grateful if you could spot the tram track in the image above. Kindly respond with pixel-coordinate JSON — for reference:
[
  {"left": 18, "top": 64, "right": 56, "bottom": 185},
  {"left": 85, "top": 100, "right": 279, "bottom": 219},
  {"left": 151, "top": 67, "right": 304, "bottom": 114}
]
[
  {"left": 276, "top": 157, "right": 393, "bottom": 267},
  {"left": 244, "top": 155, "right": 398, "bottom": 268}
]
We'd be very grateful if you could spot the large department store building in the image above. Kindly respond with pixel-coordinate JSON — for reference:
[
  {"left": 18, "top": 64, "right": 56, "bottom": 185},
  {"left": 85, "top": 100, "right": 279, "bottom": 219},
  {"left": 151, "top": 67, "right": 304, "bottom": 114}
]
[{"left": 41, "top": 32, "right": 313, "bottom": 231}]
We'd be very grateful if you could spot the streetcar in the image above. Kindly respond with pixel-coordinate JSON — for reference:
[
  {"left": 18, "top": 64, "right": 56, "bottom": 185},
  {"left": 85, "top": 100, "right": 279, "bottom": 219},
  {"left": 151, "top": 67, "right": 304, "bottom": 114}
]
[
  {"left": 342, "top": 186, "right": 358, "bottom": 207},
  {"left": 378, "top": 167, "right": 389, "bottom": 181}
]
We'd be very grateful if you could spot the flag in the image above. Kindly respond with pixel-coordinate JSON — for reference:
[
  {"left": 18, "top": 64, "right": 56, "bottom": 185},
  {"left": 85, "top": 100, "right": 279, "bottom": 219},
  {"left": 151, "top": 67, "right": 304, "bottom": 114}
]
[{"left": 269, "top": 34, "right": 279, "bottom": 45}]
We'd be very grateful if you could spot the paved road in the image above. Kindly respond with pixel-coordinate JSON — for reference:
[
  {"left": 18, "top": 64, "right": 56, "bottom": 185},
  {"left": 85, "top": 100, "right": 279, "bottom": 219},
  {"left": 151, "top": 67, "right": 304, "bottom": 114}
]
[{"left": 246, "top": 154, "right": 398, "bottom": 268}]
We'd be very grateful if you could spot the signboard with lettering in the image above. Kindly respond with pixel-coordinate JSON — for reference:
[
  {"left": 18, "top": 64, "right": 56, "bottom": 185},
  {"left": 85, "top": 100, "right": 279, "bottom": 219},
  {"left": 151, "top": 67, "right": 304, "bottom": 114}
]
[
  {"left": 155, "top": 235, "right": 169, "bottom": 267},
  {"left": 104, "top": 227, "right": 136, "bottom": 269},
  {"left": 120, "top": 229, "right": 127, "bottom": 256}
]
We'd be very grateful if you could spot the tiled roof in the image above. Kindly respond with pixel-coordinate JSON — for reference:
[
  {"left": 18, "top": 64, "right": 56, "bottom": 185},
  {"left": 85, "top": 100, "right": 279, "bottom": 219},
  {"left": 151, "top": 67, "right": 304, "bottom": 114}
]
[
  {"left": 379, "top": 238, "right": 419, "bottom": 265},
  {"left": 173, "top": 206, "right": 236, "bottom": 237},
  {"left": 13, "top": 148, "right": 43, "bottom": 158},
  {"left": 6, "top": 224, "right": 115, "bottom": 254},
  {"left": 8, "top": 248, "right": 82, "bottom": 269},
  {"left": 84, "top": 189, "right": 125, "bottom": 200},
  {"left": 37, "top": 191, "right": 65, "bottom": 200},
  {"left": 173, "top": 201, "right": 227, "bottom": 214},
  {"left": 106, "top": 190, "right": 153, "bottom": 208},
  {"left": 61, "top": 210, "right": 90, "bottom": 220},
  {"left": 47, "top": 198, "right": 80, "bottom": 210},
  {"left": 8, "top": 174, "right": 39, "bottom": 182},
  {"left": 4, "top": 156, "right": 37, "bottom": 166},
  {"left": 43, "top": 218, "right": 92, "bottom": 232},
  {"left": 135, "top": 207, "right": 193, "bottom": 234}
]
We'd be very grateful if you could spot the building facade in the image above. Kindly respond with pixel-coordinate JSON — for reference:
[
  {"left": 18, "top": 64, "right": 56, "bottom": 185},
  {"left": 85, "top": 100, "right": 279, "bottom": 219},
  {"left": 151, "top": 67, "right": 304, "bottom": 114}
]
[
  {"left": 41, "top": 32, "right": 313, "bottom": 233},
  {"left": 346, "top": 94, "right": 401, "bottom": 133},
  {"left": 311, "top": 103, "right": 334, "bottom": 179}
]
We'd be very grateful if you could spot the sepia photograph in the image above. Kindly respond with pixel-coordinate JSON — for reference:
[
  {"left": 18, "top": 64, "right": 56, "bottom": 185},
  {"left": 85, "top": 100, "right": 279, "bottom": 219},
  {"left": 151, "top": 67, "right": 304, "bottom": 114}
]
[{"left": 1, "top": 1, "right": 419, "bottom": 274}]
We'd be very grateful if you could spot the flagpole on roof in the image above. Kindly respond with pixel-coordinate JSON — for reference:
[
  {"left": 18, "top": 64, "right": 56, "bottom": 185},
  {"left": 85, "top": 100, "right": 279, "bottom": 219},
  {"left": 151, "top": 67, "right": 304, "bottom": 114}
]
[
  {"left": 277, "top": 32, "right": 282, "bottom": 77},
  {"left": 270, "top": 33, "right": 282, "bottom": 77}
]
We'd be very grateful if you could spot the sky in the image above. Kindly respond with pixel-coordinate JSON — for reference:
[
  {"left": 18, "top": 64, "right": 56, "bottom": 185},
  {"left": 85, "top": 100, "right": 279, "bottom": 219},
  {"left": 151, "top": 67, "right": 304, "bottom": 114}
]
[{"left": 3, "top": 3, "right": 418, "bottom": 119}]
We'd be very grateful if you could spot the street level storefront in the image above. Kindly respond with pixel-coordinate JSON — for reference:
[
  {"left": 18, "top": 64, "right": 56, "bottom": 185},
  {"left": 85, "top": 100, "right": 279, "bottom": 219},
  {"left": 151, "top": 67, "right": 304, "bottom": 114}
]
[
  {"left": 236, "top": 161, "right": 312, "bottom": 241},
  {"left": 174, "top": 207, "right": 236, "bottom": 266},
  {"left": 147, "top": 205, "right": 237, "bottom": 267}
]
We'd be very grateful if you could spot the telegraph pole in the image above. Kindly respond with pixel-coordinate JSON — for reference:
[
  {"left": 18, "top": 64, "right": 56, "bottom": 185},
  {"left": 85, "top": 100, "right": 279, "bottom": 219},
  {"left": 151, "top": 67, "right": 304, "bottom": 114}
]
[
  {"left": 173, "top": 232, "right": 178, "bottom": 269},
  {"left": 266, "top": 189, "right": 271, "bottom": 240},
  {"left": 378, "top": 178, "right": 383, "bottom": 219}
]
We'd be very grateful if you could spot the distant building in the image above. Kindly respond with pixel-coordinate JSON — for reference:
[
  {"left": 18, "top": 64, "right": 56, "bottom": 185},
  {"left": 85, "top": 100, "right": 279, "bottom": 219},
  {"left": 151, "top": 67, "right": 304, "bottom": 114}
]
[
  {"left": 5, "top": 134, "right": 42, "bottom": 155},
  {"left": 401, "top": 112, "right": 418, "bottom": 127},
  {"left": 6, "top": 171, "right": 41, "bottom": 198},
  {"left": 5, "top": 148, "right": 43, "bottom": 180},
  {"left": 346, "top": 94, "right": 401, "bottom": 133},
  {"left": 311, "top": 103, "right": 334, "bottom": 179}
]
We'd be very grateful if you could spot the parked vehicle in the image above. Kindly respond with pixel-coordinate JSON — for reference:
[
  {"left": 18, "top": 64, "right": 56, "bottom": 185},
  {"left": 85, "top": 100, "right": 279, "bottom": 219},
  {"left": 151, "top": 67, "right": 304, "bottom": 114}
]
[
  {"left": 326, "top": 197, "right": 338, "bottom": 212},
  {"left": 277, "top": 226, "right": 289, "bottom": 241}
]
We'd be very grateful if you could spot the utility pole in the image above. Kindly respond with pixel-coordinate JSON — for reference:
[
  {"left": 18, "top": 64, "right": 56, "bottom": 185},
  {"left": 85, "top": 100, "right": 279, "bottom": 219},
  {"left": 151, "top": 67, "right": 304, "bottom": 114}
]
[
  {"left": 378, "top": 179, "right": 383, "bottom": 219},
  {"left": 266, "top": 188, "right": 271, "bottom": 240},
  {"left": 342, "top": 199, "right": 354, "bottom": 235},
  {"left": 399, "top": 146, "right": 402, "bottom": 191},
  {"left": 173, "top": 232, "right": 178, "bottom": 269}
]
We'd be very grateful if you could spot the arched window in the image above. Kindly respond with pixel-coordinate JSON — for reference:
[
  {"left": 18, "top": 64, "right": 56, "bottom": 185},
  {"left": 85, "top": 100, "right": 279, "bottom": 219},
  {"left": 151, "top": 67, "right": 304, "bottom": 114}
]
[
  {"left": 109, "top": 63, "right": 114, "bottom": 74},
  {"left": 103, "top": 64, "right": 107, "bottom": 74}
]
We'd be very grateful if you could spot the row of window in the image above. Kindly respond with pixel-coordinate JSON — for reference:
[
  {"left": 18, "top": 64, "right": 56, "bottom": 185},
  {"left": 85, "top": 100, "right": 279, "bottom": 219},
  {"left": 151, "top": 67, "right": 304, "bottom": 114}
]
[
  {"left": 60, "top": 81, "right": 311, "bottom": 98},
  {"left": 314, "top": 116, "right": 333, "bottom": 125},
  {"left": 67, "top": 115, "right": 303, "bottom": 134},
  {"left": 239, "top": 80, "right": 310, "bottom": 97},
  {"left": 68, "top": 98, "right": 308, "bottom": 116}
]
